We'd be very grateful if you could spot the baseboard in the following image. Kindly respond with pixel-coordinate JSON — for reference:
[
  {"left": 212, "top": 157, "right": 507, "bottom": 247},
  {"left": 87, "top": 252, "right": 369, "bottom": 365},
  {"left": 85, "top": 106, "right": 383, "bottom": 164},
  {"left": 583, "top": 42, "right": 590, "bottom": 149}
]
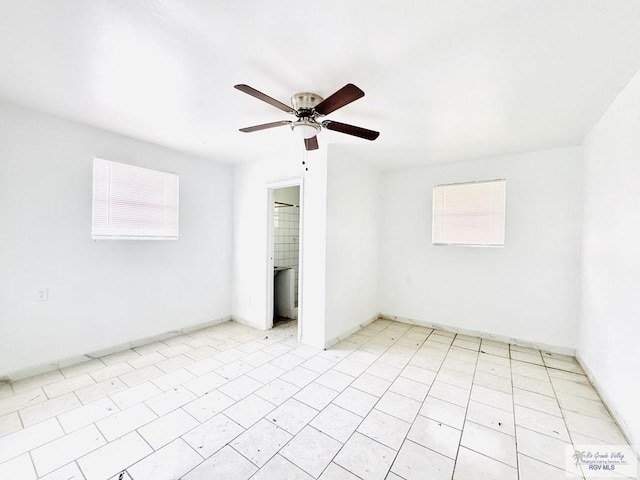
[
  {"left": 3, "top": 314, "right": 232, "bottom": 382},
  {"left": 376, "top": 314, "right": 637, "bottom": 458},
  {"left": 182, "top": 316, "right": 232, "bottom": 334},
  {"left": 575, "top": 352, "right": 640, "bottom": 458},
  {"left": 324, "top": 314, "right": 378, "bottom": 349},
  {"left": 379, "top": 313, "right": 576, "bottom": 356},
  {"left": 321, "top": 313, "right": 575, "bottom": 355},
  {"left": 230, "top": 315, "right": 265, "bottom": 331}
]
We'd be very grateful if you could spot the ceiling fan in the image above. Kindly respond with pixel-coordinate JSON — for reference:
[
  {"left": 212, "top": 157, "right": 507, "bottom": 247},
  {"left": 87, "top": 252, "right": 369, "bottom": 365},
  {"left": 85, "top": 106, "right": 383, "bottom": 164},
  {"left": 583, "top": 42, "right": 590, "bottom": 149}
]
[{"left": 234, "top": 83, "right": 380, "bottom": 151}]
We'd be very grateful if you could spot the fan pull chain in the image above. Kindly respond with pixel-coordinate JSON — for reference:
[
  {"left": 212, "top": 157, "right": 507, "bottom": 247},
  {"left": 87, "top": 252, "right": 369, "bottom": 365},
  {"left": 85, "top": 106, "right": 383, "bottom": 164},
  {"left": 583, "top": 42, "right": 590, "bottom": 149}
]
[{"left": 302, "top": 145, "right": 308, "bottom": 171}]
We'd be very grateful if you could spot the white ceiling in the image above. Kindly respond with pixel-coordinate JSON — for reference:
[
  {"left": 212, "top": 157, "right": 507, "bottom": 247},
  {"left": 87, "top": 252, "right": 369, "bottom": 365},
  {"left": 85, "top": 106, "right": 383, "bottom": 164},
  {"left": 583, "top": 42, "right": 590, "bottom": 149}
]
[{"left": 1, "top": 1, "right": 639, "bottom": 170}]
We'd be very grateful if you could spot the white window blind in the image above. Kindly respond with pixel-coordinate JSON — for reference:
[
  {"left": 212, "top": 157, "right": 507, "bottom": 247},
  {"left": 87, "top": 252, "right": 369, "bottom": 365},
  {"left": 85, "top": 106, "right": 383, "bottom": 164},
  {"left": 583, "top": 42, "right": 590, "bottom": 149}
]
[
  {"left": 432, "top": 179, "right": 506, "bottom": 247},
  {"left": 92, "top": 158, "right": 179, "bottom": 240}
]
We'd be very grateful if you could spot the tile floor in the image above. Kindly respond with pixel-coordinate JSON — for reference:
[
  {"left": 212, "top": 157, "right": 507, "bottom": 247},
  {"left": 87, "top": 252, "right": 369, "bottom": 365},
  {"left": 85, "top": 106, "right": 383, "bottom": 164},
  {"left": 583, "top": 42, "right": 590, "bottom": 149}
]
[{"left": 0, "top": 318, "right": 636, "bottom": 480}]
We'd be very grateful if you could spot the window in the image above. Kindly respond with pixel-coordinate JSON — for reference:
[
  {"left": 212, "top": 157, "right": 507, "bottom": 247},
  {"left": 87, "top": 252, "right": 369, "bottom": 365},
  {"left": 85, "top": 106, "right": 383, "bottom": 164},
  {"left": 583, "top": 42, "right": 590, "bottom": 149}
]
[
  {"left": 432, "top": 179, "right": 506, "bottom": 247},
  {"left": 92, "top": 158, "right": 179, "bottom": 240}
]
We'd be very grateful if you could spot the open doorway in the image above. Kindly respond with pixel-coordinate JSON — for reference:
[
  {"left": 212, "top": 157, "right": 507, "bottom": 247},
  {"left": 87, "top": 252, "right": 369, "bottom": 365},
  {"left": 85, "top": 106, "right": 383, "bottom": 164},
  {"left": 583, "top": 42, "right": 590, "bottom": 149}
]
[{"left": 267, "top": 181, "right": 302, "bottom": 341}]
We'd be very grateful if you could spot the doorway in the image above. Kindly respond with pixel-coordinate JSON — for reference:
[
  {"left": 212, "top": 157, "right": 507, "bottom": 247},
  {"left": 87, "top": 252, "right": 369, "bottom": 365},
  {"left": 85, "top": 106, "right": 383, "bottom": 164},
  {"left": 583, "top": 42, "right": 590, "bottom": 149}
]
[{"left": 267, "top": 181, "right": 303, "bottom": 342}]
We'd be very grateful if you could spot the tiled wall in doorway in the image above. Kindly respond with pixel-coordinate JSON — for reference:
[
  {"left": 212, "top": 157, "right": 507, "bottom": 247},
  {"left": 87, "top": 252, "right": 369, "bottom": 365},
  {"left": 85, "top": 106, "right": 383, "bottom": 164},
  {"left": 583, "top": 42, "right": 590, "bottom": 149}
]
[{"left": 274, "top": 205, "right": 299, "bottom": 307}]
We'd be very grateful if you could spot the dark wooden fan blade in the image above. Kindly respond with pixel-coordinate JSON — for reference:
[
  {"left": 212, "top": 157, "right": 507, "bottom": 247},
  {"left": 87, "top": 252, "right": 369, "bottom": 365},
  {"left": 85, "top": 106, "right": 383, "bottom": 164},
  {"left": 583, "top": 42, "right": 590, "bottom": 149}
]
[
  {"left": 322, "top": 120, "right": 380, "bottom": 140},
  {"left": 239, "top": 120, "right": 291, "bottom": 133},
  {"left": 234, "top": 84, "right": 295, "bottom": 114},
  {"left": 305, "top": 136, "right": 319, "bottom": 151},
  {"left": 314, "top": 84, "right": 365, "bottom": 115}
]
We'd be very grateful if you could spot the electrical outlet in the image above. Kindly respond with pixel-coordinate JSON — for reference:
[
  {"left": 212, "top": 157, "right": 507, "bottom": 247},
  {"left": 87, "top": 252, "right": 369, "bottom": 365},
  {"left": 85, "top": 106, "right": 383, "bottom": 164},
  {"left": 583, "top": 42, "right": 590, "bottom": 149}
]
[{"left": 36, "top": 288, "right": 48, "bottom": 301}]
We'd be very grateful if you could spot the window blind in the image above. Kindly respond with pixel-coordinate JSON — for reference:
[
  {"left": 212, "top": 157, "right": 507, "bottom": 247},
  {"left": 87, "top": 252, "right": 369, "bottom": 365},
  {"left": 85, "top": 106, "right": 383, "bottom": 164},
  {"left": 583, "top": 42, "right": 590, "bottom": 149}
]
[
  {"left": 92, "top": 158, "right": 179, "bottom": 240},
  {"left": 432, "top": 179, "right": 506, "bottom": 247}
]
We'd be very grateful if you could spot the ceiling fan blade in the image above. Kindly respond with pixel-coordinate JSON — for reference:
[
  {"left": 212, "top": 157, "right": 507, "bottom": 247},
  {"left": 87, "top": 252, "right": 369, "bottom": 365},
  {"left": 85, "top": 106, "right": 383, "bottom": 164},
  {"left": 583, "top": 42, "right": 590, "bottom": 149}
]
[
  {"left": 322, "top": 120, "right": 380, "bottom": 141},
  {"left": 314, "top": 84, "right": 365, "bottom": 115},
  {"left": 304, "top": 136, "right": 319, "bottom": 151},
  {"left": 239, "top": 120, "right": 291, "bottom": 133},
  {"left": 234, "top": 84, "right": 295, "bottom": 114}
]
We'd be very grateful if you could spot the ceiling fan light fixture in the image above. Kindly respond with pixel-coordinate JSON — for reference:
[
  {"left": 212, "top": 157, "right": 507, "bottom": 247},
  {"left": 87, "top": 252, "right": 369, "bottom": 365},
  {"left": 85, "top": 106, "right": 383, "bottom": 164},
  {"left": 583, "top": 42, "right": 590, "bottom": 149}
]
[
  {"left": 291, "top": 120, "right": 320, "bottom": 140},
  {"left": 235, "top": 83, "right": 379, "bottom": 151}
]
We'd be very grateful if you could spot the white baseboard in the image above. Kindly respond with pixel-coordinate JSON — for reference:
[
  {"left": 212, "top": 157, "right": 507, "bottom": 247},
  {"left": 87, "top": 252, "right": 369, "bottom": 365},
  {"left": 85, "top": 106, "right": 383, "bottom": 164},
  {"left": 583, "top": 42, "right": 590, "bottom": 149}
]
[
  {"left": 324, "top": 315, "right": 378, "bottom": 349},
  {"left": 575, "top": 352, "right": 640, "bottom": 458},
  {"left": 3, "top": 315, "right": 232, "bottom": 382},
  {"left": 322, "top": 312, "right": 576, "bottom": 355},
  {"left": 377, "top": 313, "right": 637, "bottom": 459},
  {"left": 182, "top": 315, "right": 232, "bottom": 334},
  {"left": 230, "top": 315, "right": 266, "bottom": 331},
  {"left": 379, "top": 313, "right": 576, "bottom": 356}
]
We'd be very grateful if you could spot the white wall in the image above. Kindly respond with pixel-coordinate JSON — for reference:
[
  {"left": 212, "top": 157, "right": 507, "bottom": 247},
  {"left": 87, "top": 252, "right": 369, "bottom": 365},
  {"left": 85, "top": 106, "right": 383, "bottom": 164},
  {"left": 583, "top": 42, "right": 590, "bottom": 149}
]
[
  {"left": 379, "top": 147, "right": 583, "bottom": 350},
  {"left": 232, "top": 147, "right": 328, "bottom": 348},
  {"left": 325, "top": 147, "right": 382, "bottom": 343},
  {"left": 579, "top": 68, "right": 640, "bottom": 449},
  {"left": 0, "top": 101, "right": 233, "bottom": 379}
]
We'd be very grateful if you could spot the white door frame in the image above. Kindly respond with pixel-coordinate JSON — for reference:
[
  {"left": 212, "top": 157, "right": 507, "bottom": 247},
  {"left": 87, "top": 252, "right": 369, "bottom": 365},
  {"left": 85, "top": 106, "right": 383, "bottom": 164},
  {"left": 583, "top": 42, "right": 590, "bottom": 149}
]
[{"left": 266, "top": 178, "right": 304, "bottom": 342}]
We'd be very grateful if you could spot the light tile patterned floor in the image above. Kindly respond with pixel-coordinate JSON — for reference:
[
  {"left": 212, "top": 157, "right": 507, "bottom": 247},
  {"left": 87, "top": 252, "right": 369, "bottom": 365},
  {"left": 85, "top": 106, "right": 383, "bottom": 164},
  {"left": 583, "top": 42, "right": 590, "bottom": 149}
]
[{"left": 0, "top": 318, "right": 636, "bottom": 479}]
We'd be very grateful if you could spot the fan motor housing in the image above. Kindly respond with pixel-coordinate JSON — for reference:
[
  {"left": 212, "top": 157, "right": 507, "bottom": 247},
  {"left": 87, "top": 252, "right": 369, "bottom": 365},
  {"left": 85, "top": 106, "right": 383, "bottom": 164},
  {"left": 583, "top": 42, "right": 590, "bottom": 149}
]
[{"left": 291, "top": 92, "right": 323, "bottom": 114}]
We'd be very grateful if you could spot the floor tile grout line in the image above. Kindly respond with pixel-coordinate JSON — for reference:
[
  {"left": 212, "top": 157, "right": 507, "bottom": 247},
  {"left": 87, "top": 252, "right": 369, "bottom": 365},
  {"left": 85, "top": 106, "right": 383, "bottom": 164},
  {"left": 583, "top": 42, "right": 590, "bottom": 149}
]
[
  {"left": 458, "top": 443, "right": 521, "bottom": 471},
  {"left": 450, "top": 332, "right": 483, "bottom": 479},
  {"left": 462, "top": 417, "right": 515, "bottom": 438},
  {"left": 221, "top": 396, "right": 310, "bottom": 472},
  {"left": 514, "top": 413, "right": 584, "bottom": 442},
  {"left": 27, "top": 417, "right": 107, "bottom": 480},
  {"left": 128, "top": 391, "right": 248, "bottom": 477},
  {"left": 545, "top": 360, "right": 587, "bottom": 479},
  {"left": 506, "top": 338, "right": 521, "bottom": 480},
  {"left": 304, "top": 424, "right": 356, "bottom": 478},
  {"left": 179, "top": 412, "right": 248, "bottom": 474},
  {"left": 75, "top": 453, "right": 90, "bottom": 480},
  {"left": 27, "top": 449, "right": 39, "bottom": 479},
  {"left": 516, "top": 450, "right": 583, "bottom": 478},
  {"left": 131, "top": 435, "right": 207, "bottom": 480},
  {"left": 228, "top": 442, "right": 270, "bottom": 475},
  {"left": 1, "top": 415, "right": 75, "bottom": 471},
  {"left": 278, "top": 424, "right": 343, "bottom": 479},
  {"left": 74, "top": 459, "right": 88, "bottom": 480},
  {"left": 16, "top": 403, "right": 26, "bottom": 429}
]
